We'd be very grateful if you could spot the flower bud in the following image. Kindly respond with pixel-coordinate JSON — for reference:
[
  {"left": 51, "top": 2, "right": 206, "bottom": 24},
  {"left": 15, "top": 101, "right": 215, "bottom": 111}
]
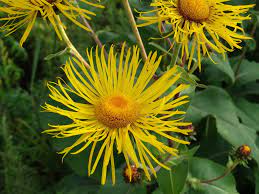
[{"left": 236, "top": 144, "right": 251, "bottom": 158}]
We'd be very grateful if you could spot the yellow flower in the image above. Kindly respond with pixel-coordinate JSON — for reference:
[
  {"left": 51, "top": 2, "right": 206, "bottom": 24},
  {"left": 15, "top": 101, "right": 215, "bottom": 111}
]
[
  {"left": 43, "top": 44, "right": 192, "bottom": 184},
  {"left": 138, "top": 0, "right": 254, "bottom": 69},
  {"left": 0, "top": 0, "right": 103, "bottom": 46}
]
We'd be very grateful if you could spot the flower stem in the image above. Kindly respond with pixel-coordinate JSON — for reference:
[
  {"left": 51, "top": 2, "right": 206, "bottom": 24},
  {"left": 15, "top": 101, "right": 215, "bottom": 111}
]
[
  {"left": 200, "top": 161, "right": 239, "bottom": 184},
  {"left": 57, "top": 16, "right": 90, "bottom": 68},
  {"left": 122, "top": 0, "right": 148, "bottom": 62},
  {"left": 73, "top": 0, "right": 108, "bottom": 59},
  {"left": 160, "top": 22, "right": 173, "bottom": 48}
]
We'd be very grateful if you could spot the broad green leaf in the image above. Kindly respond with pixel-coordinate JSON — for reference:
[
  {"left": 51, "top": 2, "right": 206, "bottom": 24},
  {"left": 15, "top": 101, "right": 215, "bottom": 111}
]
[
  {"left": 231, "top": 82, "right": 259, "bottom": 96},
  {"left": 216, "top": 120, "right": 258, "bottom": 161},
  {"left": 187, "top": 157, "right": 238, "bottom": 194},
  {"left": 235, "top": 60, "right": 259, "bottom": 85},
  {"left": 54, "top": 174, "right": 100, "bottom": 194},
  {"left": 235, "top": 98, "right": 259, "bottom": 132},
  {"left": 157, "top": 146, "right": 199, "bottom": 194},
  {"left": 186, "top": 86, "right": 259, "bottom": 164},
  {"left": 186, "top": 86, "right": 237, "bottom": 124},
  {"left": 195, "top": 116, "right": 232, "bottom": 163},
  {"left": 206, "top": 53, "right": 235, "bottom": 83},
  {"left": 157, "top": 160, "right": 188, "bottom": 194}
]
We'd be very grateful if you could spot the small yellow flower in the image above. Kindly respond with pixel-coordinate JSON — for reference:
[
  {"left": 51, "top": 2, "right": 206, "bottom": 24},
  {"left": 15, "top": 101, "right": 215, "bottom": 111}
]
[
  {"left": 43, "top": 44, "right": 192, "bottom": 184},
  {"left": 138, "top": 0, "right": 254, "bottom": 69},
  {"left": 0, "top": 0, "right": 103, "bottom": 46}
]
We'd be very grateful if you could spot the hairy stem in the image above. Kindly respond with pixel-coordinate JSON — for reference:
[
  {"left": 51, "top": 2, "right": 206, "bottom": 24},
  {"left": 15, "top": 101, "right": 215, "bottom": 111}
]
[
  {"left": 122, "top": 0, "right": 148, "bottom": 62},
  {"left": 57, "top": 16, "right": 90, "bottom": 68}
]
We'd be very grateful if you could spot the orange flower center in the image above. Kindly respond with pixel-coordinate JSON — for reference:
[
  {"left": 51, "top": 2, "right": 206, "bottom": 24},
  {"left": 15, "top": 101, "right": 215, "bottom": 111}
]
[
  {"left": 178, "top": 0, "right": 210, "bottom": 22},
  {"left": 95, "top": 95, "right": 139, "bottom": 129}
]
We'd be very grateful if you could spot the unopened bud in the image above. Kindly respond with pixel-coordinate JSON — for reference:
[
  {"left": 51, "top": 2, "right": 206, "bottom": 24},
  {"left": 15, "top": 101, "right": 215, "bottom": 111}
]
[{"left": 236, "top": 144, "right": 251, "bottom": 159}]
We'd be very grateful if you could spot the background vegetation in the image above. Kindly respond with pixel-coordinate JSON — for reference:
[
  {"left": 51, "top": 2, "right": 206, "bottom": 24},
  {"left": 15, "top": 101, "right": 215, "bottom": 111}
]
[{"left": 0, "top": 0, "right": 259, "bottom": 193}]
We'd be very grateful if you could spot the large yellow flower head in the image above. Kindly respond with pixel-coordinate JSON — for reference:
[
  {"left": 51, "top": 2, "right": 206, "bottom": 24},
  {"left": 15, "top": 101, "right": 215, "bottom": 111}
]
[
  {"left": 43, "top": 44, "right": 192, "bottom": 184},
  {"left": 0, "top": 0, "right": 103, "bottom": 46},
  {"left": 138, "top": 0, "right": 254, "bottom": 69}
]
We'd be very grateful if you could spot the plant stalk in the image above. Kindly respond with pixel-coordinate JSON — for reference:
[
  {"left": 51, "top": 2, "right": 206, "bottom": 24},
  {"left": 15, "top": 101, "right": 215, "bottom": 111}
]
[
  {"left": 73, "top": 0, "right": 108, "bottom": 59},
  {"left": 122, "top": 0, "right": 148, "bottom": 62},
  {"left": 57, "top": 16, "right": 90, "bottom": 68},
  {"left": 200, "top": 162, "right": 238, "bottom": 184}
]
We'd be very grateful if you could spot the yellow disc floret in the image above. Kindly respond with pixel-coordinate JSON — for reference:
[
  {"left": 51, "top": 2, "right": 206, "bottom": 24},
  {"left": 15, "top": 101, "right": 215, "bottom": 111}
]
[
  {"left": 178, "top": 0, "right": 210, "bottom": 22},
  {"left": 95, "top": 94, "right": 140, "bottom": 128}
]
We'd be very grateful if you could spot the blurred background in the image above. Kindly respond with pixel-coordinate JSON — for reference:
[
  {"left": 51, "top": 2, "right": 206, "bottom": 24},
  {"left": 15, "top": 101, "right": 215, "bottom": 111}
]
[{"left": 0, "top": 0, "right": 259, "bottom": 194}]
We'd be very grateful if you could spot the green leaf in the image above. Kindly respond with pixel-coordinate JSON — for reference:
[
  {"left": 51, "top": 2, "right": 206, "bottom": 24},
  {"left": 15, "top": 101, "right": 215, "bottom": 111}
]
[
  {"left": 255, "top": 169, "right": 259, "bottom": 194},
  {"left": 187, "top": 157, "right": 238, "bottom": 194},
  {"left": 235, "top": 60, "right": 259, "bottom": 85},
  {"left": 195, "top": 116, "right": 232, "bottom": 163},
  {"left": 149, "top": 42, "right": 174, "bottom": 58},
  {"left": 186, "top": 86, "right": 259, "bottom": 164},
  {"left": 206, "top": 53, "right": 235, "bottom": 83},
  {"left": 44, "top": 47, "right": 70, "bottom": 60},
  {"left": 97, "top": 31, "right": 121, "bottom": 43},
  {"left": 157, "top": 160, "right": 188, "bottom": 194},
  {"left": 231, "top": 82, "right": 259, "bottom": 96},
  {"left": 157, "top": 146, "right": 199, "bottom": 194},
  {"left": 153, "top": 189, "right": 164, "bottom": 194},
  {"left": 54, "top": 174, "right": 100, "bottom": 194},
  {"left": 235, "top": 98, "right": 259, "bottom": 132},
  {"left": 174, "top": 66, "right": 205, "bottom": 89},
  {"left": 52, "top": 137, "right": 99, "bottom": 177},
  {"left": 51, "top": 137, "right": 124, "bottom": 181},
  {"left": 166, "top": 146, "right": 200, "bottom": 166}
]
